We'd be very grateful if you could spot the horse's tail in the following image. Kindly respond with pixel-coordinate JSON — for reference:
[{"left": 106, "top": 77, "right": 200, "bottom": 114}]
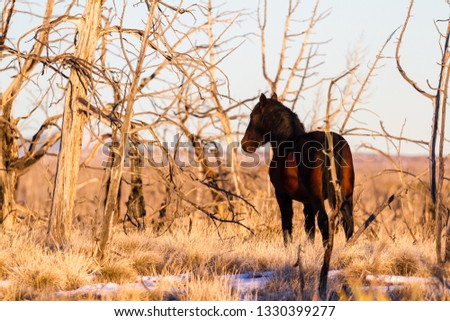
[{"left": 325, "top": 133, "right": 354, "bottom": 240}]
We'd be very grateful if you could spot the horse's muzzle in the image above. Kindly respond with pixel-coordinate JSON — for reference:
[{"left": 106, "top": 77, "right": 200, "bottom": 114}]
[{"left": 241, "top": 140, "right": 259, "bottom": 153}]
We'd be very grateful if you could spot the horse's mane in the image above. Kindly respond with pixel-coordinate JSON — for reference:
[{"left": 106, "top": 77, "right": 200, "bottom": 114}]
[
  {"left": 291, "top": 111, "right": 307, "bottom": 136},
  {"left": 267, "top": 99, "right": 307, "bottom": 139}
]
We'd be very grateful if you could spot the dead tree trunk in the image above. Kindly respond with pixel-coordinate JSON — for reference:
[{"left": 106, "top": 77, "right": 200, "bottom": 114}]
[
  {"left": 0, "top": 1, "right": 18, "bottom": 229},
  {"left": 439, "top": 21, "right": 450, "bottom": 261},
  {"left": 103, "top": 129, "right": 122, "bottom": 225},
  {"left": 432, "top": 20, "right": 449, "bottom": 263},
  {"left": 396, "top": 0, "right": 449, "bottom": 263},
  {"left": 0, "top": 0, "right": 54, "bottom": 229},
  {"left": 47, "top": 0, "right": 104, "bottom": 247},
  {"left": 125, "top": 135, "right": 146, "bottom": 229},
  {"left": 96, "top": 1, "right": 157, "bottom": 261},
  {"left": 319, "top": 70, "right": 353, "bottom": 300},
  {"left": 0, "top": 131, "right": 17, "bottom": 229},
  {"left": 104, "top": 169, "right": 122, "bottom": 225}
]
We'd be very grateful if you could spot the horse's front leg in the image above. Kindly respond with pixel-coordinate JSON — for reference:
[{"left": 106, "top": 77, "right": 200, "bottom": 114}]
[{"left": 275, "top": 192, "right": 294, "bottom": 245}]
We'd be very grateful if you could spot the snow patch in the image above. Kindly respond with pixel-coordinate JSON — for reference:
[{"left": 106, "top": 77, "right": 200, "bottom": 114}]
[
  {"left": 0, "top": 280, "right": 11, "bottom": 289},
  {"left": 54, "top": 274, "right": 190, "bottom": 298},
  {"left": 53, "top": 272, "right": 275, "bottom": 299},
  {"left": 2, "top": 270, "right": 448, "bottom": 299}
]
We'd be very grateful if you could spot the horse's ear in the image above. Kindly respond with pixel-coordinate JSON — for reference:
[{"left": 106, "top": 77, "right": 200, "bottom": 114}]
[
  {"left": 259, "top": 93, "right": 268, "bottom": 106},
  {"left": 271, "top": 92, "right": 278, "bottom": 101}
]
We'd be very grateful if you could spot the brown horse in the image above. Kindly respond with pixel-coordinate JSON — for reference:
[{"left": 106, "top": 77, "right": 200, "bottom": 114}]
[{"left": 241, "top": 93, "right": 354, "bottom": 246}]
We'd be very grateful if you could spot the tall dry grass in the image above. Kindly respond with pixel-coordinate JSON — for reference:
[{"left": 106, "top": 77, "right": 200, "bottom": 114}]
[{"left": 0, "top": 154, "right": 449, "bottom": 300}]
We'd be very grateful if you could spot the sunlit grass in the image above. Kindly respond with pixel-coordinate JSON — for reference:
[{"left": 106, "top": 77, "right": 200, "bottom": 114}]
[{"left": 0, "top": 157, "right": 449, "bottom": 300}]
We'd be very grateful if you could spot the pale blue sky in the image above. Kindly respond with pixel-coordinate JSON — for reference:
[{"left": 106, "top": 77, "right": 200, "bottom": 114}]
[
  {"left": 2, "top": 0, "right": 449, "bottom": 155},
  {"left": 219, "top": 0, "right": 449, "bottom": 155}
]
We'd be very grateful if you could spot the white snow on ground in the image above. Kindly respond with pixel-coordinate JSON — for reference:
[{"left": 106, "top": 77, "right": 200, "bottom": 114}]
[
  {"left": 0, "top": 270, "right": 448, "bottom": 299},
  {"left": 52, "top": 272, "right": 275, "bottom": 299},
  {"left": 54, "top": 274, "right": 190, "bottom": 298},
  {"left": 365, "top": 274, "right": 446, "bottom": 286},
  {"left": 0, "top": 280, "right": 11, "bottom": 289},
  {"left": 224, "top": 271, "right": 275, "bottom": 293},
  {"left": 222, "top": 271, "right": 275, "bottom": 299}
]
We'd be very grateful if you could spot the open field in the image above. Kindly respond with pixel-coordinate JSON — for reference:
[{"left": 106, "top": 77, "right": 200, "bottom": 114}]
[
  {"left": 0, "top": 153, "right": 449, "bottom": 301},
  {"left": 1, "top": 0, "right": 449, "bottom": 308}
]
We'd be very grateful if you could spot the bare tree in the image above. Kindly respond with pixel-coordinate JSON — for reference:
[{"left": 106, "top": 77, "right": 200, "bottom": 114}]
[
  {"left": 319, "top": 67, "right": 358, "bottom": 300},
  {"left": 128, "top": 0, "right": 254, "bottom": 217},
  {"left": 2, "top": 0, "right": 255, "bottom": 256},
  {"left": 95, "top": 0, "right": 159, "bottom": 260},
  {"left": 396, "top": 0, "right": 450, "bottom": 263},
  {"left": 47, "top": 0, "right": 105, "bottom": 247},
  {"left": 205, "top": 0, "right": 245, "bottom": 195},
  {"left": 258, "top": 0, "right": 329, "bottom": 106},
  {"left": 1, "top": 0, "right": 58, "bottom": 229}
]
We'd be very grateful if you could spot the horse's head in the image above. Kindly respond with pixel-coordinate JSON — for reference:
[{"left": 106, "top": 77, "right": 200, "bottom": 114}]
[{"left": 241, "top": 93, "right": 278, "bottom": 153}]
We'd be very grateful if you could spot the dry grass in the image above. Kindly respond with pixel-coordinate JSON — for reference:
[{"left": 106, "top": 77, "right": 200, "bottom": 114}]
[{"left": 1, "top": 155, "right": 449, "bottom": 301}]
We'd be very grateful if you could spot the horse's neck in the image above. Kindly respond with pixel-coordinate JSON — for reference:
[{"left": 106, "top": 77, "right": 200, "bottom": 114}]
[{"left": 270, "top": 140, "right": 296, "bottom": 160}]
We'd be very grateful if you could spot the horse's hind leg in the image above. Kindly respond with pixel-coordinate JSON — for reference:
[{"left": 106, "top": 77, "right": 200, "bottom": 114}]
[
  {"left": 275, "top": 192, "right": 294, "bottom": 245},
  {"left": 311, "top": 199, "right": 329, "bottom": 247},
  {"left": 340, "top": 197, "right": 354, "bottom": 240},
  {"left": 303, "top": 203, "right": 315, "bottom": 241},
  {"left": 304, "top": 167, "right": 329, "bottom": 246}
]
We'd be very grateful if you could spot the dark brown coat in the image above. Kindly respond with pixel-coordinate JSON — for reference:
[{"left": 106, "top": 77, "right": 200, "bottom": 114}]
[{"left": 241, "top": 93, "right": 354, "bottom": 245}]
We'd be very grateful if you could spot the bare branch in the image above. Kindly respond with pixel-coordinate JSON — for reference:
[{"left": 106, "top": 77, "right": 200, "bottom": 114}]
[
  {"left": 395, "top": 0, "right": 434, "bottom": 100},
  {"left": 348, "top": 170, "right": 428, "bottom": 245},
  {"left": 340, "top": 27, "right": 399, "bottom": 133}
]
